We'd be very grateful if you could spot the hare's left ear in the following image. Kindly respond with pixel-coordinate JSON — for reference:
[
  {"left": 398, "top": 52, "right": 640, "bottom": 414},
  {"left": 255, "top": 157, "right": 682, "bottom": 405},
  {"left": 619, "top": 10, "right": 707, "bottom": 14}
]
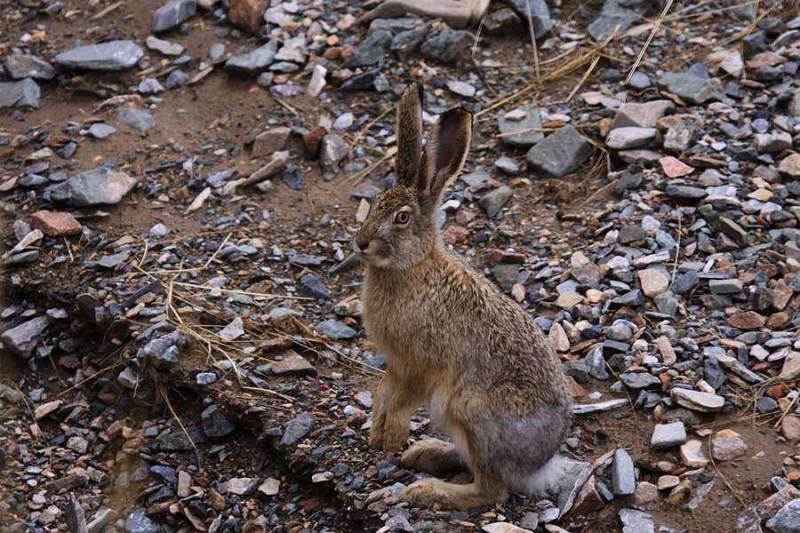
[{"left": 422, "top": 107, "right": 472, "bottom": 202}]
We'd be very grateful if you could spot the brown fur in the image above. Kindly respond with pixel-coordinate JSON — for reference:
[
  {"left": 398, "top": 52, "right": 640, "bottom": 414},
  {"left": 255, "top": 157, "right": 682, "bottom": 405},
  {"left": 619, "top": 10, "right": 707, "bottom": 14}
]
[{"left": 354, "top": 82, "right": 572, "bottom": 510}]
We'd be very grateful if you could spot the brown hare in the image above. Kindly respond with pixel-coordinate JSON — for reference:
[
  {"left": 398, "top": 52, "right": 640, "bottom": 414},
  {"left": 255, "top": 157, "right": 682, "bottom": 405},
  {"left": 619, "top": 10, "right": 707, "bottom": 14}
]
[{"left": 353, "top": 82, "right": 573, "bottom": 510}]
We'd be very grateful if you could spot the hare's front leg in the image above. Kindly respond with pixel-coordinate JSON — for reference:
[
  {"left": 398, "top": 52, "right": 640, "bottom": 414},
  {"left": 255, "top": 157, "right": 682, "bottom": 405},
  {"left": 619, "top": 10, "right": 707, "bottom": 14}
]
[
  {"left": 381, "top": 374, "right": 426, "bottom": 452},
  {"left": 368, "top": 373, "right": 393, "bottom": 449}
]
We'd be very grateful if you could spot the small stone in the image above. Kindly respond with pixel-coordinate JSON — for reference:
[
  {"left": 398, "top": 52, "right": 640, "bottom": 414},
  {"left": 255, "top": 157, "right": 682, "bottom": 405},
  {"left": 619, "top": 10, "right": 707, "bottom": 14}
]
[
  {"left": 177, "top": 471, "right": 191, "bottom": 497},
  {"left": 479, "top": 186, "right": 513, "bottom": 218},
  {"left": 779, "top": 352, "right": 800, "bottom": 381},
  {"left": 526, "top": 125, "right": 593, "bottom": 178},
  {"left": 612, "top": 449, "right": 636, "bottom": 496},
  {"left": 30, "top": 211, "right": 82, "bottom": 236},
  {"left": 710, "top": 429, "right": 747, "bottom": 461},
  {"left": 258, "top": 477, "right": 280, "bottom": 496},
  {"left": 657, "top": 72, "right": 723, "bottom": 104},
  {"left": 201, "top": 404, "right": 236, "bottom": 438},
  {"left": 781, "top": 415, "right": 800, "bottom": 441},
  {"left": 657, "top": 475, "right": 680, "bottom": 491},
  {"left": 660, "top": 157, "right": 694, "bottom": 178},
  {"left": 0, "top": 316, "right": 49, "bottom": 358},
  {"left": 270, "top": 352, "right": 316, "bottom": 376},
  {"left": 482, "top": 523, "right": 533, "bottom": 533},
  {"left": 125, "top": 508, "right": 157, "bottom": 533},
  {"left": 152, "top": 0, "right": 197, "bottom": 33},
  {"left": 606, "top": 127, "right": 658, "bottom": 150},
  {"left": 223, "top": 477, "right": 258, "bottom": 495},
  {"left": 778, "top": 154, "right": 800, "bottom": 178},
  {"left": 613, "top": 100, "right": 673, "bottom": 129},
  {"left": 0, "top": 79, "right": 40, "bottom": 108},
  {"left": 3, "top": 54, "right": 56, "bottom": 80},
  {"left": 145, "top": 35, "right": 185, "bottom": 56},
  {"left": 728, "top": 311, "right": 766, "bottom": 330},
  {"left": 651, "top": 422, "right": 687, "bottom": 449},
  {"left": 620, "top": 372, "right": 661, "bottom": 390},
  {"left": 680, "top": 439, "right": 710, "bottom": 467},
  {"left": 34, "top": 400, "right": 62, "bottom": 420},
  {"left": 350, "top": 29, "right": 392, "bottom": 66},
  {"left": 225, "top": 40, "right": 279, "bottom": 75},
  {"left": 116, "top": 106, "right": 156, "bottom": 135},
  {"left": 765, "top": 499, "right": 800, "bottom": 533},
  {"left": 219, "top": 317, "right": 244, "bottom": 341},
  {"left": 56, "top": 40, "right": 144, "bottom": 71},
  {"left": 320, "top": 134, "right": 347, "bottom": 177},
  {"left": 755, "top": 131, "right": 792, "bottom": 153},
  {"left": 498, "top": 105, "right": 544, "bottom": 148},
  {"left": 281, "top": 413, "right": 314, "bottom": 446},
  {"left": 229, "top": 0, "right": 268, "bottom": 33},
  {"left": 447, "top": 80, "right": 476, "bottom": 98},
  {"left": 420, "top": 28, "right": 471, "bottom": 63},
  {"left": 709, "top": 279, "right": 743, "bottom": 294},
  {"left": 87, "top": 123, "right": 118, "bottom": 139},
  {"left": 495, "top": 156, "right": 520, "bottom": 175},
  {"left": 672, "top": 388, "right": 724, "bottom": 412},
  {"left": 253, "top": 127, "right": 291, "bottom": 158},
  {"left": 638, "top": 269, "right": 669, "bottom": 298},
  {"left": 654, "top": 336, "right": 677, "bottom": 365},
  {"left": 164, "top": 69, "right": 189, "bottom": 89},
  {"left": 316, "top": 319, "right": 357, "bottom": 340}
]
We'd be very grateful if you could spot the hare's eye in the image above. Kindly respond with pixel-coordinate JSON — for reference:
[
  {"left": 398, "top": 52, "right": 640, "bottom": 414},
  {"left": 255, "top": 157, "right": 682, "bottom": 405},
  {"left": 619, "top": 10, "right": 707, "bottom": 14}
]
[{"left": 394, "top": 211, "right": 410, "bottom": 225}]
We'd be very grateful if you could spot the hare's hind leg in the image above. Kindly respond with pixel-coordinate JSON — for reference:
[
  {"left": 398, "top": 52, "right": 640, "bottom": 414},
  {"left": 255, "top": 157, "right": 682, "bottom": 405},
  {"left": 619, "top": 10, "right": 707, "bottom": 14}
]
[
  {"left": 400, "top": 471, "right": 507, "bottom": 510},
  {"left": 401, "top": 438, "right": 466, "bottom": 474}
]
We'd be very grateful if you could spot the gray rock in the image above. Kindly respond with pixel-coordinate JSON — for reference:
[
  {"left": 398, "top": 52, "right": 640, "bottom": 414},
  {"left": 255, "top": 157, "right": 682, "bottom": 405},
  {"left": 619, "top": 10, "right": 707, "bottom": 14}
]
[
  {"left": 612, "top": 448, "right": 636, "bottom": 495},
  {"left": 619, "top": 508, "right": 655, "bottom": 533},
  {"left": 0, "top": 78, "right": 40, "bottom": 108},
  {"left": 420, "top": 28, "right": 471, "bottom": 63},
  {"left": 201, "top": 404, "right": 236, "bottom": 438},
  {"left": 650, "top": 422, "right": 687, "bottom": 448},
  {"left": 350, "top": 29, "right": 392, "bottom": 67},
  {"left": 709, "top": 279, "right": 743, "bottom": 294},
  {"left": 789, "top": 90, "right": 800, "bottom": 120},
  {"left": 757, "top": 396, "right": 779, "bottom": 413},
  {"left": 755, "top": 131, "right": 792, "bottom": 154},
  {"left": 281, "top": 413, "right": 315, "bottom": 446},
  {"left": 316, "top": 319, "right": 357, "bottom": 340},
  {"left": 146, "top": 35, "right": 185, "bottom": 56},
  {"left": 117, "top": 367, "right": 140, "bottom": 389},
  {"left": 87, "top": 508, "right": 117, "bottom": 533},
  {"left": 223, "top": 477, "right": 258, "bottom": 495},
  {"left": 665, "top": 184, "right": 707, "bottom": 200},
  {"left": 139, "top": 334, "right": 179, "bottom": 370},
  {"left": 51, "top": 167, "right": 136, "bottom": 206},
  {"left": 152, "top": 0, "right": 197, "bottom": 33},
  {"left": 526, "top": 125, "right": 592, "bottom": 178},
  {"left": 3, "top": 54, "right": 56, "bottom": 80},
  {"left": 588, "top": 0, "right": 638, "bottom": 42},
  {"left": 613, "top": 100, "right": 673, "bottom": 129},
  {"left": 766, "top": 498, "right": 800, "bottom": 533},
  {"left": 138, "top": 77, "right": 165, "bottom": 94},
  {"left": 620, "top": 372, "right": 660, "bottom": 390},
  {"left": 585, "top": 345, "right": 609, "bottom": 380},
  {"left": 125, "top": 508, "right": 157, "bottom": 533},
  {"left": 209, "top": 43, "right": 226, "bottom": 61},
  {"left": 369, "top": 18, "right": 424, "bottom": 34},
  {"left": 298, "top": 273, "right": 330, "bottom": 300},
  {"left": 572, "top": 398, "right": 628, "bottom": 415},
  {"left": 495, "top": 156, "right": 520, "bottom": 175},
  {"left": 502, "top": 0, "right": 552, "bottom": 36},
  {"left": 391, "top": 24, "right": 429, "bottom": 54},
  {"left": 56, "top": 40, "right": 144, "bottom": 71},
  {"left": 627, "top": 72, "right": 651, "bottom": 89},
  {"left": 320, "top": 134, "right": 347, "bottom": 178},
  {"left": 0, "top": 316, "right": 49, "bottom": 358},
  {"left": 606, "top": 127, "right": 658, "bottom": 150},
  {"left": 672, "top": 388, "right": 724, "bottom": 412},
  {"left": 497, "top": 105, "right": 544, "bottom": 148},
  {"left": 116, "top": 106, "right": 156, "bottom": 135},
  {"left": 479, "top": 186, "right": 513, "bottom": 218},
  {"left": 657, "top": 72, "right": 723, "bottom": 104},
  {"left": 225, "top": 40, "right": 279, "bottom": 75},
  {"left": 87, "top": 123, "right": 118, "bottom": 139},
  {"left": 165, "top": 69, "right": 189, "bottom": 89}
]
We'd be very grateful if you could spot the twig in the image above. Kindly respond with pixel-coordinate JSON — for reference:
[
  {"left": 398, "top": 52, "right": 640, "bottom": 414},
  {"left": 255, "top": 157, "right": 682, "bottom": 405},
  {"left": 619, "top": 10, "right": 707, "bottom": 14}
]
[
  {"left": 158, "top": 383, "right": 197, "bottom": 452},
  {"left": 707, "top": 434, "right": 746, "bottom": 507},
  {"left": 523, "top": 0, "right": 541, "bottom": 84},
  {"left": 625, "top": 0, "right": 674, "bottom": 85}
]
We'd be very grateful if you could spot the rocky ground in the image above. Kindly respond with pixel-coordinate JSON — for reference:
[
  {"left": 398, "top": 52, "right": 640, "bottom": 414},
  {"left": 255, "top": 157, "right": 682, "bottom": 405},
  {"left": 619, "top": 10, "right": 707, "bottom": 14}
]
[{"left": 2, "top": 0, "right": 800, "bottom": 531}]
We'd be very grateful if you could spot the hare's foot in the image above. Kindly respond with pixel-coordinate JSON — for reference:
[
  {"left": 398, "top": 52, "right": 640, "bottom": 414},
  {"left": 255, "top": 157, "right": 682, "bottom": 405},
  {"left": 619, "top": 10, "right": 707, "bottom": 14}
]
[
  {"left": 401, "top": 439, "right": 465, "bottom": 474},
  {"left": 400, "top": 478, "right": 507, "bottom": 510}
]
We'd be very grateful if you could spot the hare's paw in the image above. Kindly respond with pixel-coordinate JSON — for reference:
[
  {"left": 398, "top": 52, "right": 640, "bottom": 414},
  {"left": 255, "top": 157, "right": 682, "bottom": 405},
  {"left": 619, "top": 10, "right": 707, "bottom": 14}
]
[
  {"left": 368, "top": 423, "right": 384, "bottom": 449},
  {"left": 401, "top": 439, "right": 464, "bottom": 474},
  {"left": 400, "top": 478, "right": 447, "bottom": 508},
  {"left": 382, "top": 423, "right": 409, "bottom": 452}
]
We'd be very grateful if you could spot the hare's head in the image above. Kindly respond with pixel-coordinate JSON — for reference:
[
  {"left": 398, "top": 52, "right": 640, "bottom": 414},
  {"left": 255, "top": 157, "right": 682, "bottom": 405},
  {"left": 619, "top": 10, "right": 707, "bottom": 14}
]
[{"left": 354, "top": 82, "right": 472, "bottom": 270}]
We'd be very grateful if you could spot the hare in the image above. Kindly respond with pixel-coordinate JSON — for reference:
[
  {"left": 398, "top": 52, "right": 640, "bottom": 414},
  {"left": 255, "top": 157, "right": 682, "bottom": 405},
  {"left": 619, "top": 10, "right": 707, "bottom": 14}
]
[{"left": 353, "top": 82, "right": 573, "bottom": 510}]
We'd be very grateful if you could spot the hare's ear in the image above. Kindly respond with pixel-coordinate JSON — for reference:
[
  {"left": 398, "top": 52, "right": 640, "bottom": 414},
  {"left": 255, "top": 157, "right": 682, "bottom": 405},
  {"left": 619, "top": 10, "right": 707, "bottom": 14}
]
[
  {"left": 423, "top": 107, "right": 472, "bottom": 201},
  {"left": 395, "top": 81, "right": 424, "bottom": 188}
]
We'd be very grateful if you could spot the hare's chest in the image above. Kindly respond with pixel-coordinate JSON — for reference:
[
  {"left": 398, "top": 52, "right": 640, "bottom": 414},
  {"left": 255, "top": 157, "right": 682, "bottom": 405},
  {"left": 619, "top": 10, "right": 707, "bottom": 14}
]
[{"left": 362, "top": 277, "right": 432, "bottom": 356}]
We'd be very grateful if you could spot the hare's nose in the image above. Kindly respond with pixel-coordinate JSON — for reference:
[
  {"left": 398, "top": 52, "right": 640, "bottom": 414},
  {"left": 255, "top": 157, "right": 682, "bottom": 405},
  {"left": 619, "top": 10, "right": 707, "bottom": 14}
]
[{"left": 353, "top": 236, "right": 370, "bottom": 253}]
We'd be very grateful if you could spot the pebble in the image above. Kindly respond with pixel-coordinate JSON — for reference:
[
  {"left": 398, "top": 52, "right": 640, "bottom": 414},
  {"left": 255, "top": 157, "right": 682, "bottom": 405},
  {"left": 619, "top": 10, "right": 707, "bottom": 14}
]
[
  {"left": 612, "top": 448, "right": 636, "bottom": 495},
  {"left": 526, "top": 125, "right": 593, "bottom": 178},
  {"left": 55, "top": 40, "right": 144, "bottom": 71},
  {"left": 650, "top": 422, "right": 687, "bottom": 449}
]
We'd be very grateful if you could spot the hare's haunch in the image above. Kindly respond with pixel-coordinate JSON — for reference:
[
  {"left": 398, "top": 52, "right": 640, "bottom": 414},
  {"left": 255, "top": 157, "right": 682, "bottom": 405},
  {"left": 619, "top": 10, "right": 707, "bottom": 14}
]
[{"left": 354, "top": 82, "right": 572, "bottom": 510}]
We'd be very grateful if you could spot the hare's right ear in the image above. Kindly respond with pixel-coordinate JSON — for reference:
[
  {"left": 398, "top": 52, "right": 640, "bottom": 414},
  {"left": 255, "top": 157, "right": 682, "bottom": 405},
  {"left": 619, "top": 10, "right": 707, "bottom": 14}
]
[{"left": 394, "top": 81, "right": 424, "bottom": 189}]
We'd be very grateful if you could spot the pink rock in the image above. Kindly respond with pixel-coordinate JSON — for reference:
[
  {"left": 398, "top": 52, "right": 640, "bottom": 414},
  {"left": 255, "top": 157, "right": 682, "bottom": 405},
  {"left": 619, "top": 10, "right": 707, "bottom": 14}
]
[
  {"left": 660, "top": 156, "right": 694, "bottom": 178},
  {"left": 30, "top": 210, "right": 82, "bottom": 236}
]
